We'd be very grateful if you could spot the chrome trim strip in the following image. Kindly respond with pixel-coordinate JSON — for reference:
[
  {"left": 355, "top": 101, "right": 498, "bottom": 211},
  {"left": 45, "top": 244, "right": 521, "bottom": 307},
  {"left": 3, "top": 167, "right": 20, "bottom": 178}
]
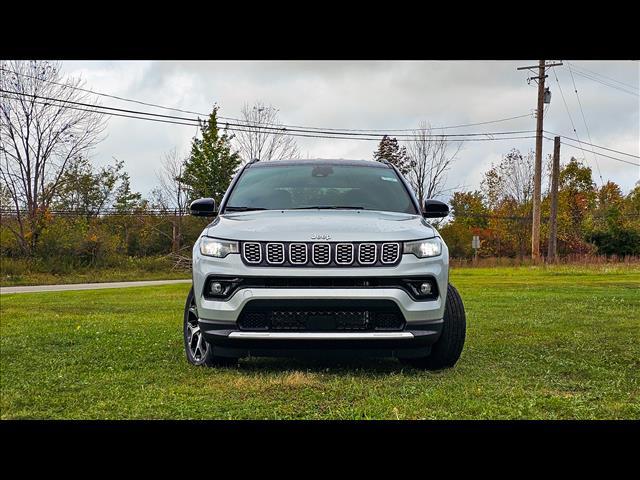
[
  {"left": 288, "top": 243, "right": 308, "bottom": 265},
  {"left": 312, "top": 243, "right": 331, "bottom": 265},
  {"left": 381, "top": 242, "right": 401, "bottom": 264},
  {"left": 265, "top": 242, "right": 285, "bottom": 265},
  {"left": 242, "top": 242, "right": 262, "bottom": 264},
  {"left": 228, "top": 331, "right": 415, "bottom": 340},
  {"left": 358, "top": 243, "right": 377, "bottom": 265},
  {"left": 335, "top": 242, "right": 354, "bottom": 265}
]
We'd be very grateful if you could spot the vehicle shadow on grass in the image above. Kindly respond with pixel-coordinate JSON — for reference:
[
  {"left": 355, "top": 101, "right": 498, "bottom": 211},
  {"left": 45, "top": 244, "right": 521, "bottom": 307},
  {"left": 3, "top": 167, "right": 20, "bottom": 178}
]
[{"left": 231, "top": 356, "right": 428, "bottom": 375}]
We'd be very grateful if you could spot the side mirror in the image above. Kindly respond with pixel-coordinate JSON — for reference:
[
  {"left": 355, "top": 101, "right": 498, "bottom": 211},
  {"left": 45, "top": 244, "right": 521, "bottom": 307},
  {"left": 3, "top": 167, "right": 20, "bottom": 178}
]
[
  {"left": 189, "top": 198, "right": 216, "bottom": 217},
  {"left": 423, "top": 199, "right": 449, "bottom": 218}
]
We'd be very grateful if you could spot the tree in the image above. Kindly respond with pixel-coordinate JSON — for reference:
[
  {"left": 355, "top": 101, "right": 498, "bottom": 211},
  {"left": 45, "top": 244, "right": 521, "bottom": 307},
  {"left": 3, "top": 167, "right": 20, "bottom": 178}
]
[
  {"left": 53, "top": 156, "right": 123, "bottom": 217},
  {"left": 0, "top": 60, "right": 107, "bottom": 254},
  {"left": 481, "top": 149, "right": 537, "bottom": 259},
  {"left": 373, "top": 135, "right": 412, "bottom": 175},
  {"left": 482, "top": 149, "right": 536, "bottom": 209},
  {"left": 152, "top": 148, "right": 188, "bottom": 253},
  {"left": 112, "top": 172, "right": 144, "bottom": 213},
  {"left": 406, "top": 122, "right": 461, "bottom": 204},
  {"left": 180, "top": 106, "right": 241, "bottom": 203},
  {"left": 234, "top": 102, "right": 300, "bottom": 162},
  {"left": 556, "top": 157, "right": 596, "bottom": 254}
]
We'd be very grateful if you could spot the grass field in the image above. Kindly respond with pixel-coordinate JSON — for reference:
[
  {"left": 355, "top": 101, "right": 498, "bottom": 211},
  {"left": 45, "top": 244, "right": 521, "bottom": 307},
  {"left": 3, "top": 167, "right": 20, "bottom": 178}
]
[{"left": 1, "top": 265, "right": 638, "bottom": 419}]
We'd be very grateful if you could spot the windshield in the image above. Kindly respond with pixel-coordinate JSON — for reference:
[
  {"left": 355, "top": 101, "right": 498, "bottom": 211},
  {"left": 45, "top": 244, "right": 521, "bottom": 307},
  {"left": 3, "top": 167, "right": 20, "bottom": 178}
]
[{"left": 224, "top": 163, "right": 418, "bottom": 214}]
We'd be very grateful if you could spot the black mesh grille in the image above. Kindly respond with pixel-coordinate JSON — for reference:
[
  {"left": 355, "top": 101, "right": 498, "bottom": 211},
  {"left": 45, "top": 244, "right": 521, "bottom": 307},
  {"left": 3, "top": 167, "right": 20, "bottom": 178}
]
[
  {"left": 238, "top": 308, "right": 404, "bottom": 332},
  {"left": 243, "top": 242, "right": 261, "bottom": 263},
  {"left": 239, "top": 312, "right": 268, "bottom": 330},
  {"left": 266, "top": 243, "right": 285, "bottom": 264},
  {"left": 335, "top": 243, "right": 354, "bottom": 264},
  {"left": 312, "top": 243, "right": 331, "bottom": 264},
  {"left": 289, "top": 243, "right": 307, "bottom": 264},
  {"left": 358, "top": 243, "right": 377, "bottom": 264},
  {"left": 381, "top": 243, "right": 400, "bottom": 264}
]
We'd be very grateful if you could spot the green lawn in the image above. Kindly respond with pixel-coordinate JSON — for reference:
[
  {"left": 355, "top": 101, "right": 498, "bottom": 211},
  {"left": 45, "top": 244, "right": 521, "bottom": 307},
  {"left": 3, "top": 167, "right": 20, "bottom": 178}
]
[{"left": 1, "top": 265, "right": 638, "bottom": 419}]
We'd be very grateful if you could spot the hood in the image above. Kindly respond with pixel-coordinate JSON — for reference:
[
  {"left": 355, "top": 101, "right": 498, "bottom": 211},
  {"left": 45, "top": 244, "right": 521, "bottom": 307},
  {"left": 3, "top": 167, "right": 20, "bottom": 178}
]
[{"left": 205, "top": 210, "right": 435, "bottom": 242}]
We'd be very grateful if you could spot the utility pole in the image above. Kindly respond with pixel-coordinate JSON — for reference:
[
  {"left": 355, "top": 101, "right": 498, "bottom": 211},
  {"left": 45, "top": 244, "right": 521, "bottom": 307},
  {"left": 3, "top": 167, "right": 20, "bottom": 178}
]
[
  {"left": 517, "top": 60, "right": 563, "bottom": 261},
  {"left": 547, "top": 136, "right": 560, "bottom": 262}
]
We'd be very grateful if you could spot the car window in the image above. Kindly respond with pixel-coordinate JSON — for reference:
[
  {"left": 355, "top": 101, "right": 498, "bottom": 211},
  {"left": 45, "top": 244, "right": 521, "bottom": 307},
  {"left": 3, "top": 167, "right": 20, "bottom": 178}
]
[{"left": 225, "top": 164, "right": 418, "bottom": 214}]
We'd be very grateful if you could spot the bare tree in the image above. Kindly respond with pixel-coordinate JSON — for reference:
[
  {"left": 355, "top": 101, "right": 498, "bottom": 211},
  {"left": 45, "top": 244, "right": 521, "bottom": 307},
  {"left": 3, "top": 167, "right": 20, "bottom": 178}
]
[
  {"left": 152, "top": 148, "right": 188, "bottom": 253},
  {"left": 481, "top": 149, "right": 535, "bottom": 209},
  {"left": 0, "top": 60, "right": 107, "bottom": 254},
  {"left": 233, "top": 102, "right": 300, "bottom": 162},
  {"left": 406, "top": 122, "right": 461, "bottom": 205}
]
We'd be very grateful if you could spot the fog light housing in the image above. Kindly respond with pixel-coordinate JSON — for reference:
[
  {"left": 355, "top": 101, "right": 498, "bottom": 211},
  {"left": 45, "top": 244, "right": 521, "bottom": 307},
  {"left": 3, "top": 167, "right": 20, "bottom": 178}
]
[
  {"left": 403, "top": 278, "right": 438, "bottom": 300},
  {"left": 205, "top": 278, "right": 243, "bottom": 299},
  {"left": 210, "top": 282, "right": 224, "bottom": 295}
]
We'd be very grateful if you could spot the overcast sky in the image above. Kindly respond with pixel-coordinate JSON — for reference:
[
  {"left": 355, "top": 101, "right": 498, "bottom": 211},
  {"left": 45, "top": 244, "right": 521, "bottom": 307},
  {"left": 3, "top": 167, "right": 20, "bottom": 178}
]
[{"left": 60, "top": 61, "right": 640, "bottom": 199}]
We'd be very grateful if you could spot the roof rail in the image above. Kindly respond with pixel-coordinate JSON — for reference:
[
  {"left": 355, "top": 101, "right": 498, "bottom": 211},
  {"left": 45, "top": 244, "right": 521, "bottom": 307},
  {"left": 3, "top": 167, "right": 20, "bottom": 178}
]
[{"left": 248, "top": 158, "right": 260, "bottom": 164}]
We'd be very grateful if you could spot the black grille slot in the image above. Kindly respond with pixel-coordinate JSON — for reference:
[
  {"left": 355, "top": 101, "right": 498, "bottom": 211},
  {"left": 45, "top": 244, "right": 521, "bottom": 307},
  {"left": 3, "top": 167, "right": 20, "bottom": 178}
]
[
  {"left": 289, "top": 243, "right": 307, "bottom": 264},
  {"left": 243, "top": 242, "right": 262, "bottom": 263},
  {"left": 358, "top": 243, "right": 377, "bottom": 264},
  {"left": 312, "top": 243, "right": 331, "bottom": 264},
  {"left": 237, "top": 300, "right": 406, "bottom": 332},
  {"left": 266, "top": 243, "right": 285, "bottom": 264},
  {"left": 335, "top": 243, "right": 354, "bottom": 264},
  {"left": 381, "top": 243, "right": 400, "bottom": 264}
]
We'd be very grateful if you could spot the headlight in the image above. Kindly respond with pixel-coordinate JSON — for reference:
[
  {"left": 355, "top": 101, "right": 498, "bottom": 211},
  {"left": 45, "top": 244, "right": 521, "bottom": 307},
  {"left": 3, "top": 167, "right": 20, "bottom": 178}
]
[
  {"left": 403, "top": 238, "right": 442, "bottom": 258},
  {"left": 199, "top": 237, "right": 239, "bottom": 258}
]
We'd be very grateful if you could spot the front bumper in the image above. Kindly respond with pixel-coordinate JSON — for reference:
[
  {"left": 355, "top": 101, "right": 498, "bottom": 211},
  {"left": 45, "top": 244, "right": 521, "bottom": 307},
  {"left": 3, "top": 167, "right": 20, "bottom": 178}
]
[
  {"left": 192, "top": 246, "right": 448, "bottom": 357},
  {"left": 199, "top": 319, "right": 443, "bottom": 359}
]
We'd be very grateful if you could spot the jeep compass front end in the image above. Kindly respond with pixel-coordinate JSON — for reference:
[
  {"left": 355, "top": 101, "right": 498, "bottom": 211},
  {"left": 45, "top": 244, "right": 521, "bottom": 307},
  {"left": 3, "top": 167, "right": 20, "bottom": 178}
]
[{"left": 184, "top": 159, "right": 466, "bottom": 369}]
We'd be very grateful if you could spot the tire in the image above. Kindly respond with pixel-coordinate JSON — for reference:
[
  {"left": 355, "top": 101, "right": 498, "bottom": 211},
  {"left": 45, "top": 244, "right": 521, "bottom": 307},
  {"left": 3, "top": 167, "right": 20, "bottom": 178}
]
[
  {"left": 401, "top": 283, "right": 466, "bottom": 370},
  {"left": 184, "top": 287, "right": 238, "bottom": 367}
]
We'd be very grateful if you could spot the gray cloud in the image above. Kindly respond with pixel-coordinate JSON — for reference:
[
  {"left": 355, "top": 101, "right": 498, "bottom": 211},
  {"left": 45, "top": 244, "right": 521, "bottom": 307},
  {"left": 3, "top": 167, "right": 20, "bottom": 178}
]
[{"left": 62, "top": 60, "right": 639, "bottom": 198}]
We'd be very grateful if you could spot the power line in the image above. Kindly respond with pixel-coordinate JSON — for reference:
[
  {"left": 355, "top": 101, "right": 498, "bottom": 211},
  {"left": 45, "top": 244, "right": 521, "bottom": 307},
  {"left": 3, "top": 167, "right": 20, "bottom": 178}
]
[
  {"left": 0, "top": 92, "right": 539, "bottom": 143},
  {"left": 565, "top": 61, "right": 639, "bottom": 94},
  {"left": 544, "top": 130, "right": 640, "bottom": 159},
  {"left": 566, "top": 63, "right": 603, "bottom": 184},
  {"left": 0, "top": 89, "right": 537, "bottom": 140},
  {"left": 543, "top": 136, "right": 640, "bottom": 167},
  {"left": 552, "top": 68, "right": 590, "bottom": 164},
  {"left": 0, "top": 65, "right": 209, "bottom": 117},
  {"left": 0, "top": 65, "right": 534, "bottom": 134},
  {"left": 563, "top": 65, "right": 639, "bottom": 97}
]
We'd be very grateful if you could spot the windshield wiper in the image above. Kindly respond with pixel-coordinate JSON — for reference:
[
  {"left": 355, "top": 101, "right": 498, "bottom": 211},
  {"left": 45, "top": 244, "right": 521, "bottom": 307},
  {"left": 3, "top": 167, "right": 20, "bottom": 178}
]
[
  {"left": 224, "top": 206, "right": 268, "bottom": 212},
  {"left": 292, "top": 206, "right": 365, "bottom": 210}
]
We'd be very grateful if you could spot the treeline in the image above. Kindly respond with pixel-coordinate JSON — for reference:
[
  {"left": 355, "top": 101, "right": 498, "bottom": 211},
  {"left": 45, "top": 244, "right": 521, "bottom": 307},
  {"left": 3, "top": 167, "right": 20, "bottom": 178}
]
[{"left": 438, "top": 150, "right": 640, "bottom": 259}]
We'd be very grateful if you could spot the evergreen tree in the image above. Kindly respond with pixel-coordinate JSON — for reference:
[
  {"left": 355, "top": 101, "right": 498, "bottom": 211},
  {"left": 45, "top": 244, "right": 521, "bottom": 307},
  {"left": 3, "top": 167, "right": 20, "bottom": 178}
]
[
  {"left": 180, "top": 106, "right": 241, "bottom": 203},
  {"left": 112, "top": 172, "right": 144, "bottom": 213},
  {"left": 372, "top": 135, "right": 412, "bottom": 175}
]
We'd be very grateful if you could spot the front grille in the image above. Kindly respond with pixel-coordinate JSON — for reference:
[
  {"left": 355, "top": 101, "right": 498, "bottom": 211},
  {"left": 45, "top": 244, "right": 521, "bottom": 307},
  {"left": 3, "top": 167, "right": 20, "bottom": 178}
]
[
  {"left": 335, "top": 243, "right": 354, "bottom": 264},
  {"left": 312, "top": 243, "right": 331, "bottom": 265},
  {"left": 237, "top": 300, "right": 406, "bottom": 332},
  {"left": 289, "top": 243, "right": 307, "bottom": 264},
  {"left": 240, "top": 241, "right": 402, "bottom": 267},
  {"left": 381, "top": 243, "right": 400, "bottom": 264},
  {"left": 266, "top": 243, "right": 285, "bottom": 264},
  {"left": 358, "top": 243, "right": 377, "bottom": 264},
  {"left": 243, "top": 242, "right": 262, "bottom": 263}
]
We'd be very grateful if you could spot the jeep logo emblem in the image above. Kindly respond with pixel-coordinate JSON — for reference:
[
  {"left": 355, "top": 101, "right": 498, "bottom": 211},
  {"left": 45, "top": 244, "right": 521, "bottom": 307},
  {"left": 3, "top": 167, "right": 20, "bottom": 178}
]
[{"left": 311, "top": 234, "right": 331, "bottom": 240}]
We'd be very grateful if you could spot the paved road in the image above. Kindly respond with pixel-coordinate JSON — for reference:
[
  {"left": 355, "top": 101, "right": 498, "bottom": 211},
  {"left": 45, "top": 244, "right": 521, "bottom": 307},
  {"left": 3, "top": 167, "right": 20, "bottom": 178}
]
[{"left": 0, "top": 279, "right": 192, "bottom": 295}]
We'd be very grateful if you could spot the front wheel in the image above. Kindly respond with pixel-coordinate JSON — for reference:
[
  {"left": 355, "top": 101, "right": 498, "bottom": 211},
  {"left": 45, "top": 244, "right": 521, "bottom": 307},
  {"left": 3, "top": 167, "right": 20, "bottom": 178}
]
[
  {"left": 184, "top": 287, "right": 237, "bottom": 367},
  {"left": 401, "top": 283, "right": 466, "bottom": 370}
]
